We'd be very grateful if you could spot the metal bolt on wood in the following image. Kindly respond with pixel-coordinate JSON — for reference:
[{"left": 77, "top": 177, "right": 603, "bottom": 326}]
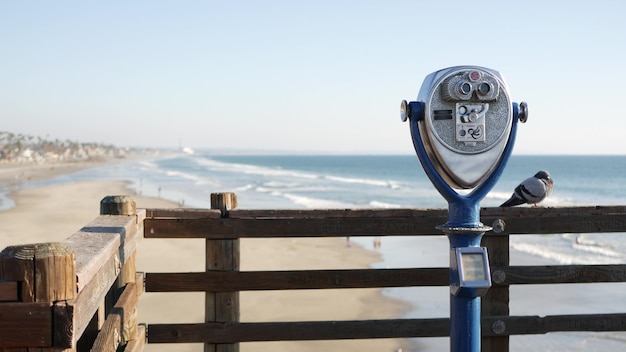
[
  {"left": 492, "top": 219, "right": 506, "bottom": 233},
  {"left": 492, "top": 320, "right": 507, "bottom": 335},
  {"left": 492, "top": 270, "right": 506, "bottom": 284}
]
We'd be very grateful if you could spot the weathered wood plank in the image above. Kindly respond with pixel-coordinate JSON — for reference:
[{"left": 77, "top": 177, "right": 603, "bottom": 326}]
[
  {"left": 145, "top": 208, "right": 222, "bottom": 219},
  {"left": 127, "top": 273, "right": 144, "bottom": 341},
  {"left": 53, "top": 301, "right": 75, "bottom": 349},
  {"left": 144, "top": 217, "right": 446, "bottom": 239},
  {"left": 145, "top": 206, "right": 626, "bottom": 222},
  {"left": 6, "top": 348, "right": 76, "bottom": 351},
  {"left": 34, "top": 243, "right": 75, "bottom": 302},
  {"left": 53, "top": 248, "right": 128, "bottom": 348},
  {"left": 211, "top": 193, "right": 238, "bottom": 216},
  {"left": 123, "top": 324, "right": 146, "bottom": 352},
  {"left": 100, "top": 195, "right": 136, "bottom": 217},
  {"left": 66, "top": 214, "right": 140, "bottom": 292},
  {"left": 481, "top": 205, "right": 626, "bottom": 218},
  {"left": 481, "top": 206, "right": 626, "bottom": 235},
  {"left": 0, "top": 243, "right": 76, "bottom": 303},
  {"left": 0, "top": 279, "right": 18, "bottom": 302},
  {"left": 143, "top": 205, "right": 626, "bottom": 239},
  {"left": 91, "top": 280, "right": 141, "bottom": 352},
  {"left": 0, "top": 245, "right": 35, "bottom": 302},
  {"left": 482, "top": 313, "right": 626, "bottom": 336},
  {"left": 493, "top": 264, "right": 626, "bottom": 285},
  {"left": 145, "top": 268, "right": 449, "bottom": 292},
  {"left": 0, "top": 302, "right": 52, "bottom": 348},
  {"left": 228, "top": 208, "right": 449, "bottom": 219},
  {"left": 38, "top": 199, "right": 142, "bottom": 350},
  {"left": 90, "top": 308, "right": 123, "bottom": 351},
  {"left": 206, "top": 193, "right": 239, "bottom": 352},
  {"left": 147, "top": 318, "right": 450, "bottom": 344},
  {"left": 481, "top": 234, "right": 510, "bottom": 351},
  {"left": 147, "top": 312, "right": 626, "bottom": 344},
  {"left": 145, "top": 264, "right": 626, "bottom": 293}
]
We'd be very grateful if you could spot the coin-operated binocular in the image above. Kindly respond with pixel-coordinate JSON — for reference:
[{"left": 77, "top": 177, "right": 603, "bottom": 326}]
[
  {"left": 401, "top": 66, "right": 527, "bottom": 191},
  {"left": 401, "top": 66, "right": 527, "bottom": 352}
]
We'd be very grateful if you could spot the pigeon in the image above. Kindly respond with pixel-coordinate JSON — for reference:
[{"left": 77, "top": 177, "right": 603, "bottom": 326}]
[{"left": 500, "top": 170, "right": 553, "bottom": 207}]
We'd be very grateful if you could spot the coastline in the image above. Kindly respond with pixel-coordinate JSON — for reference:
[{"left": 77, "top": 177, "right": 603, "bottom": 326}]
[
  {"left": 0, "top": 161, "right": 101, "bottom": 185},
  {"left": 0, "top": 160, "right": 412, "bottom": 352}
]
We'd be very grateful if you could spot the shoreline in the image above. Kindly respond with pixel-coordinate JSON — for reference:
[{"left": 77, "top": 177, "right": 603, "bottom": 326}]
[
  {"left": 0, "top": 159, "right": 120, "bottom": 186},
  {"left": 0, "top": 160, "right": 413, "bottom": 352}
]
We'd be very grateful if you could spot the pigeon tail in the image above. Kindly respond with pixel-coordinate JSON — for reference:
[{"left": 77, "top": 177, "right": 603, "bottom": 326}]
[{"left": 500, "top": 196, "right": 526, "bottom": 207}]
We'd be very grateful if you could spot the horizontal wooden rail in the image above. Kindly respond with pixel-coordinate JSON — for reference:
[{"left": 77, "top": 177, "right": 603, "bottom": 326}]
[
  {"left": 480, "top": 206, "right": 626, "bottom": 235},
  {"left": 145, "top": 268, "right": 449, "bottom": 292},
  {"left": 145, "top": 208, "right": 222, "bottom": 219},
  {"left": 494, "top": 264, "right": 626, "bottom": 285},
  {"left": 0, "top": 302, "right": 52, "bottom": 347},
  {"left": 144, "top": 217, "right": 444, "bottom": 238},
  {"left": 0, "top": 279, "right": 18, "bottom": 301},
  {"left": 148, "top": 318, "right": 450, "bottom": 343},
  {"left": 144, "top": 206, "right": 626, "bottom": 239},
  {"left": 482, "top": 313, "right": 626, "bottom": 336},
  {"left": 144, "top": 264, "right": 626, "bottom": 293},
  {"left": 147, "top": 312, "right": 626, "bottom": 344}
]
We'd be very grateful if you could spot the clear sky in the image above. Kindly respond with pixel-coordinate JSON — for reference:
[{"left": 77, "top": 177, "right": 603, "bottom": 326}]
[{"left": 1, "top": 1, "right": 625, "bottom": 155}]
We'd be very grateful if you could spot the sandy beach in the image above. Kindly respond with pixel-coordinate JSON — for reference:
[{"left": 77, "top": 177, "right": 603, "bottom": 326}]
[{"left": 0, "top": 160, "right": 411, "bottom": 352}]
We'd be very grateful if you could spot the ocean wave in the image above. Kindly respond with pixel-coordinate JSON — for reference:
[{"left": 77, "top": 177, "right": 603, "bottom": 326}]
[
  {"left": 251, "top": 185, "right": 352, "bottom": 208},
  {"left": 282, "top": 193, "right": 352, "bottom": 209},
  {"left": 233, "top": 184, "right": 255, "bottom": 191},
  {"left": 137, "top": 160, "right": 159, "bottom": 169},
  {"left": 388, "top": 181, "right": 405, "bottom": 190},
  {"left": 511, "top": 239, "right": 625, "bottom": 265},
  {"left": 369, "top": 200, "right": 403, "bottom": 209},
  {"left": 195, "top": 156, "right": 410, "bottom": 192},
  {"left": 569, "top": 234, "right": 623, "bottom": 258},
  {"left": 194, "top": 158, "right": 318, "bottom": 180},
  {"left": 573, "top": 242, "right": 623, "bottom": 258},
  {"left": 255, "top": 187, "right": 280, "bottom": 195},
  {"left": 164, "top": 170, "right": 211, "bottom": 185},
  {"left": 262, "top": 181, "right": 301, "bottom": 188},
  {"left": 324, "top": 175, "right": 398, "bottom": 188}
]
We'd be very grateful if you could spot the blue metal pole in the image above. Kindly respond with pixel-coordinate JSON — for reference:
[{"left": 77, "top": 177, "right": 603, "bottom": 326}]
[
  {"left": 408, "top": 102, "right": 520, "bottom": 351},
  {"left": 443, "top": 203, "right": 486, "bottom": 352},
  {"left": 450, "top": 290, "right": 482, "bottom": 351}
]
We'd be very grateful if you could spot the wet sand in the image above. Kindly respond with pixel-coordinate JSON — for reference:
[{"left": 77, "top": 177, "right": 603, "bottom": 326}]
[{"left": 0, "top": 161, "right": 411, "bottom": 352}]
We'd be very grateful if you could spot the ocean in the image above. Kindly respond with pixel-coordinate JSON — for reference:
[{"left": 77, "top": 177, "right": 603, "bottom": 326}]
[{"left": 2, "top": 153, "right": 626, "bottom": 351}]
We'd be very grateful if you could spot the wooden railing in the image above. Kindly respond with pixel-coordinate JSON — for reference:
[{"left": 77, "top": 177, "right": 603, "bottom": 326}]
[
  {"left": 0, "top": 196, "right": 145, "bottom": 351},
  {"left": 2, "top": 192, "right": 626, "bottom": 351},
  {"left": 142, "top": 193, "right": 626, "bottom": 351}
]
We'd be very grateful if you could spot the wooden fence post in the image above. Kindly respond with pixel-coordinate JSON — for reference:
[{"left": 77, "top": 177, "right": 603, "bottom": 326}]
[
  {"left": 76, "top": 195, "right": 138, "bottom": 351},
  {"left": 206, "top": 192, "right": 240, "bottom": 352},
  {"left": 100, "top": 195, "right": 138, "bottom": 327},
  {"left": 100, "top": 195, "right": 137, "bottom": 218},
  {"left": 0, "top": 242, "right": 76, "bottom": 303},
  {"left": 100, "top": 195, "right": 138, "bottom": 294},
  {"left": 481, "top": 227, "right": 510, "bottom": 352},
  {"left": 0, "top": 242, "right": 76, "bottom": 348}
]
